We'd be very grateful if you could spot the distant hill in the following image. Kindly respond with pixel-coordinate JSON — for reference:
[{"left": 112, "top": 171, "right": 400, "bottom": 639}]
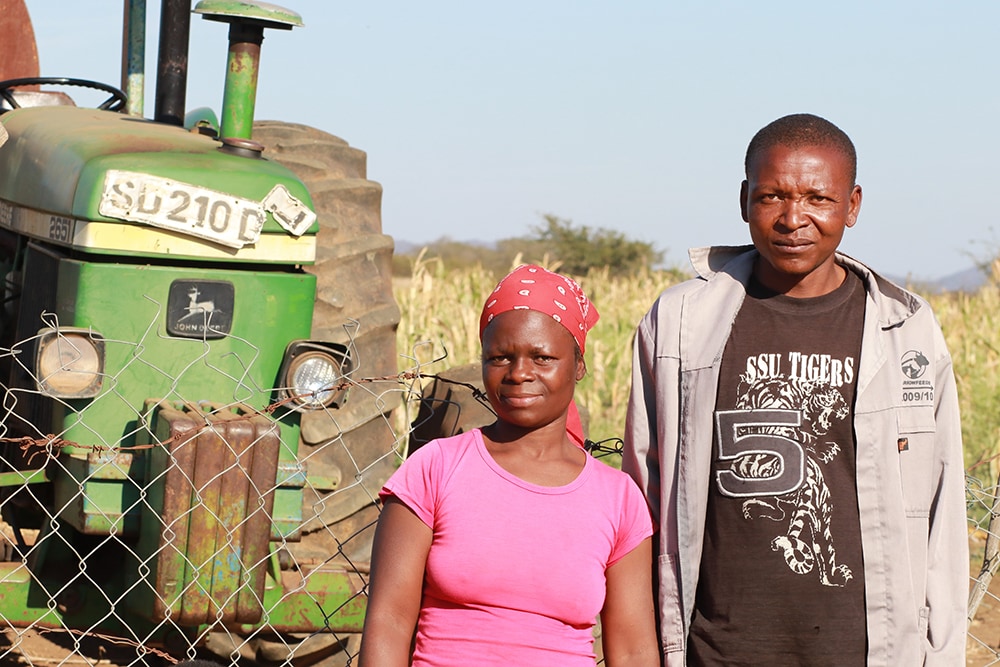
[
  {"left": 935, "top": 266, "right": 990, "bottom": 292},
  {"left": 894, "top": 266, "right": 989, "bottom": 294},
  {"left": 394, "top": 239, "right": 422, "bottom": 255},
  {"left": 394, "top": 239, "right": 495, "bottom": 255}
]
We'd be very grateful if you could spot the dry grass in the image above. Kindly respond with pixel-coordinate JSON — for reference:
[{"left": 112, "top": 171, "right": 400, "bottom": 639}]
[
  {"left": 927, "top": 259, "right": 1000, "bottom": 480},
  {"left": 394, "top": 254, "right": 676, "bottom": 455},
  {"left": 396, "top": 255, "right": 1000, "bottom": 472}
]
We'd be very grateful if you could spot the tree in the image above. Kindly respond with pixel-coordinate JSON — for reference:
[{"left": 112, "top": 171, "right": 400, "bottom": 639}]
[
  {"left": 522, "top": 214, "right": 663, "bottom": 276},
  {"left": 392, "top": 215, "right": 668, "bottom": 277}
]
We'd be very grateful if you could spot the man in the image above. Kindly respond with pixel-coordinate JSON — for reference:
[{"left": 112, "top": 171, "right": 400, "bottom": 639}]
[{"left": 623, "top": 113, "right": 968, "bottom": 665}]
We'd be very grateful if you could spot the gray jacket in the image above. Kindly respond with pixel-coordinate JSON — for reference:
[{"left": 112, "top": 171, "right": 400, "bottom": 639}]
[{"left": 623, "top": 246, "right": 968, "bottom": 666}]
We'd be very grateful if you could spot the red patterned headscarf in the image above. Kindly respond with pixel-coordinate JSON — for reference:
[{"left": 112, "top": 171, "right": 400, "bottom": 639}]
[
  {"left": 479, "top": 264, "right": 600, "bottom": 354},
  {"left": 479, "top": 265, "right": 600, "bottom": 448}
]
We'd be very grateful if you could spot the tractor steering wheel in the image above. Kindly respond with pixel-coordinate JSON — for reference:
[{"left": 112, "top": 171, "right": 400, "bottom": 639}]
[{"left": 0, "top": 77, "right": 127, "bottom": 112}]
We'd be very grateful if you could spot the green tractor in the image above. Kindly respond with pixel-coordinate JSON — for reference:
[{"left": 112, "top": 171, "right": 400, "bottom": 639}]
[{"left": 0, "top": 0, "right": 400, "bottom": 663}]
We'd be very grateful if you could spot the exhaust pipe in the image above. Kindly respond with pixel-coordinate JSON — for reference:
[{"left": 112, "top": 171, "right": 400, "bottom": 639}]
[{"left": 153, "top": 0, "right": 190, "bottom": 126}]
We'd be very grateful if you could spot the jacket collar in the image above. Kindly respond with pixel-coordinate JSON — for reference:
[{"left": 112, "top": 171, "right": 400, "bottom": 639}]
[{"left": 686, "top": 245, "right": 922, "bottom": 330}]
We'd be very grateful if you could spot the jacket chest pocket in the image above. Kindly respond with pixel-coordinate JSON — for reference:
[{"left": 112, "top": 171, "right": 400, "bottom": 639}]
[{"left": 895, "top": 405, "right": 936, "bottom": 517}]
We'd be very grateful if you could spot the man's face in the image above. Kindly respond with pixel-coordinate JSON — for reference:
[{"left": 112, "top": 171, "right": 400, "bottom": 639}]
[{"left": 740, "top": 142, "right": 862, "bottom": 297}]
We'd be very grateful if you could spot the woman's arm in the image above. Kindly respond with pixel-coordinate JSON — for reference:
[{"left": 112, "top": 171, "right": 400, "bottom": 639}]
[
  {"left": 358, "top": 497, "right": 433, "bottom": 667},
  {"left": 600, "top": 537, "right": 659, "bottom": 667}
]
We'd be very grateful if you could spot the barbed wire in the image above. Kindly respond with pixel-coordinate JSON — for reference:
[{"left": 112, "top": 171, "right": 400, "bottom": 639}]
[{"left": 0, "top": 371, "right": 488, "bottom": 464}]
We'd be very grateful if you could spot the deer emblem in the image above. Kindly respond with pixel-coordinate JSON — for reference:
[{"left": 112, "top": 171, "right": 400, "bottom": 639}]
[{"left": 178, "top": 286, "right": 216, "bottom": 323}]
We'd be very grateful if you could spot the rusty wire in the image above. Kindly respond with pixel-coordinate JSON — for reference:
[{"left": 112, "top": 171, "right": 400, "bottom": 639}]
[{"left": 0, "top": 371, "right": 476, "bottom": 464}]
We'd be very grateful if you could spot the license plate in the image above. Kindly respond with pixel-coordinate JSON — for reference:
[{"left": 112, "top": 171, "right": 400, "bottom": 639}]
[{"left": 98, "top": 170, "right": 266, "bottom": 249}]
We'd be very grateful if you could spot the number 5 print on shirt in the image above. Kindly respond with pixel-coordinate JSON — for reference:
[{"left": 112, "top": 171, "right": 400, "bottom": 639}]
[{"left": 714, "top": 410, "right": 806, "bottom": 497}]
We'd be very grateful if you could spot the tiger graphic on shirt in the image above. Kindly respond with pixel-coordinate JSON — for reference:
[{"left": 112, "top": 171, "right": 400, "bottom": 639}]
[{"left": 722, "top": 374, "right": 854, "bottom": 587}]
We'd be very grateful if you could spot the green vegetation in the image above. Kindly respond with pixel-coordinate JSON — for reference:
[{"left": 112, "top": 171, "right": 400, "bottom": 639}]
[{"left": 393, "top": 214, "right": 666, "bottom": 278}]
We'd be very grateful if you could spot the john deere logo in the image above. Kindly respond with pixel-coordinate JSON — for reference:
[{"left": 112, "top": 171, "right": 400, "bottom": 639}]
[
  {"left": 167, "top": 280, "right": 234, "bottom": 339},
  {"left": 900, "top": 350, "right": 929, "bottom": 379}
]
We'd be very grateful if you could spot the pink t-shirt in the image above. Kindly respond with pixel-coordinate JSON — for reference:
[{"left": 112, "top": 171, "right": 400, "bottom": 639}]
[{"left": 380, "top": 429, "right": 654, "bottom": 666}]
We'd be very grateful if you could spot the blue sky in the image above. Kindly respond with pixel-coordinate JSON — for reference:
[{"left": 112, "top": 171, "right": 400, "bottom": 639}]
[{"left": 25, "top": 1, "right": 1000, "bottom": 279}]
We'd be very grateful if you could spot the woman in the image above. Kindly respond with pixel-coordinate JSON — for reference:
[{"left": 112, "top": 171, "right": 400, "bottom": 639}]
[{"left": 360, "top": 265, "right": 658, "bottom": 667}]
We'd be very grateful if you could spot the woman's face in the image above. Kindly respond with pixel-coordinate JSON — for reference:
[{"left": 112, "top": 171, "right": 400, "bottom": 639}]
[{"left": 481, "top": 309, "right": 585, "bottom": 432}]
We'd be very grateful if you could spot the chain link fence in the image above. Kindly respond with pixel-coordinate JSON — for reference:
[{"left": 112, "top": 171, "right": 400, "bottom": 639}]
[
  {"left": 968, "top": 470, "right": 1000, "bottom": 665},
  {"left": 0, "top": 320, "right": 998, "bottom": 666},
  {"left": 0, "top": 315, "right": 420, "bottom": 667}
]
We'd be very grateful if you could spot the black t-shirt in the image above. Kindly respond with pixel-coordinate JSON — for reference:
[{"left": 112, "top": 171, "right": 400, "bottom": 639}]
[{"left": 688, "top": 270, "right": 868, "bottom": 666}]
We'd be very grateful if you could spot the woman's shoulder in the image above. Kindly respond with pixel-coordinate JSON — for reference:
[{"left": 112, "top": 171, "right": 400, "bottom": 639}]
[
  {"left": 428, "top": 428, "right": 481, "bottom": 450},
  {"left": 587, "top": 456, "right": 644, "bottom": 493},
  {"left": 584, "top": 457, "right": 655, "bottom": 536},
  {"left": 405, "top": 428, "right": 483, "bottom": 466},
  {"left": 380, "top": 429, "right": 485, "bottom": 506}
]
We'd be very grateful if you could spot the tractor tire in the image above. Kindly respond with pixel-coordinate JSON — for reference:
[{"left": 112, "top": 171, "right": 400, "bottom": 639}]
[
  {"left": 407, "top": 362, "right": 495, "bottom": 455},
  {"left": 406, "top": 362, "right": 591, "bottom": 452},
  {"left": 243, "top": 121, "right": 401, "bottom": 666}
]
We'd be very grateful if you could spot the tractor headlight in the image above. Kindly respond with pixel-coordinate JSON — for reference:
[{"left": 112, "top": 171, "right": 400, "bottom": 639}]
[
  {"left": 277, "top": 341, "right": 353, "bottom": 410},
  {"left": 35, "top": 328, "right": 105, "bottom": 399}
]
